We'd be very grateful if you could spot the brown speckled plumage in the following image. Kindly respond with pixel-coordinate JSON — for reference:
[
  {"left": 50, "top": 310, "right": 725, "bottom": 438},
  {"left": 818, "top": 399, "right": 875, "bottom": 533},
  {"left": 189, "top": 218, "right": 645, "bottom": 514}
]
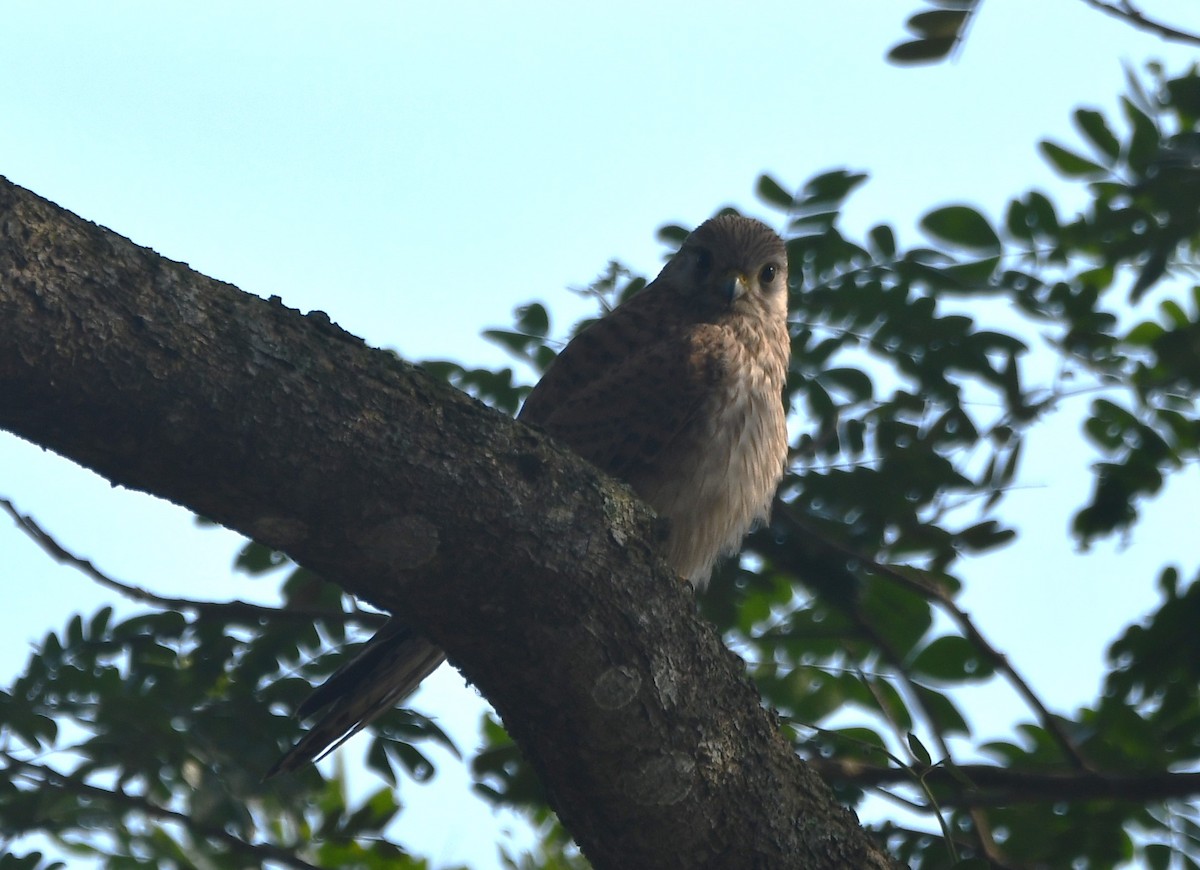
[
  {"left": 269, "top": 214, "right": 791, "bottom": 776},
  {"left": 520, "top": 214, "right": 790, "bottom": 587}
]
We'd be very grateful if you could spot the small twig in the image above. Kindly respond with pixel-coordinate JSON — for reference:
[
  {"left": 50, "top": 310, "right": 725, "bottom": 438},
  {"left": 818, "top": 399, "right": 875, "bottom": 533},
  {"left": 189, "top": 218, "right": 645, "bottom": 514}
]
[
  {"left": 850, "top": 615, "right": 1008, "bottom": 865},
  {"left": 778, "top": 506, "right": 1094, "bottom": 771},
  {"left": 0, "top": 495, "right": 383, "bottom": 629},
  {"left": 1077, "top": 0, "right": 1200, "bottom": 46},
  {"left": 0, "top": 750, "right": 325, "bottom": 870},
  {"left": 806, "top": 756, "right": 1200, "bottom": 804},
  {"left": 875, "top": 820, "right": 998, "bottom": 865}
]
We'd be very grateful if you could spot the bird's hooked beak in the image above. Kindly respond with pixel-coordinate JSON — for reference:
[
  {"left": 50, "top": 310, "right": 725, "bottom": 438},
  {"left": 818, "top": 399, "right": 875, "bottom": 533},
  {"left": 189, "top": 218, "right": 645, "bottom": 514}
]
[{"left": 722, "top": 273, "right": 750, "bottom": 304}]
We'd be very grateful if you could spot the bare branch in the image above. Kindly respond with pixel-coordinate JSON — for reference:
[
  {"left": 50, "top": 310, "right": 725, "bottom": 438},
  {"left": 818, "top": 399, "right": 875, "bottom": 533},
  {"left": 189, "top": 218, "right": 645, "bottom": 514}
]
[
  {"left": 1077, "top": 0, "right": 1200, "bottom": 45},
  {"left": 808, "top": 756, "right": 1200, "bottom": 805},
  {"left": 0, "top": 495, "right": 383, "bottom": 629}
]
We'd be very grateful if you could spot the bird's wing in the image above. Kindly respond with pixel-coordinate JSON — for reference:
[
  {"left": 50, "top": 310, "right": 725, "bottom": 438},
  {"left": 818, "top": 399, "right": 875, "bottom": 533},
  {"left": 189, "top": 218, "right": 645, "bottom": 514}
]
[{"left": 519, "top": 294, "right": 725, "bottom": 485}]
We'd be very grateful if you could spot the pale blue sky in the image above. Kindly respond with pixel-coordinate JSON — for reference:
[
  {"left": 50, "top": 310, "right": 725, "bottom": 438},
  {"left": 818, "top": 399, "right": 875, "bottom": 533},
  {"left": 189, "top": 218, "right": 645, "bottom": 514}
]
[{"left": 2, "top": 2, "right": 1197, "bottom": 866}]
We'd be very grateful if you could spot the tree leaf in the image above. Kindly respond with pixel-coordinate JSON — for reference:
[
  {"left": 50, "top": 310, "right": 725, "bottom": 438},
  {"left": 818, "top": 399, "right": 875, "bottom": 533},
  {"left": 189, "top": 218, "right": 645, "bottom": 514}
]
[
  {"left": 910, "top": 635, "right": 995, "bottom": 681},
  {"left": 1074, "top": 108, "right": 1120, "bottom": 163},
  {"left": 1122, "top": 97, "right": 1161, "bottom": 173},
  {"left": 921, "top": 205, "right": 1001, "bottom": 254},
  {"left": 818, "top": 367, "right": 873, "bottom": 402},
  {"left": 1039, "top": 141, "right": 1107, "bottom": 178},
  {"left": 907, "top": 731, "right": 933, "bottom": 765},
  {"left": 801, "top": 169, "right": 868, "bottom": 205},
  {"left": 756, "top": 174, "right": 795, "bottom": 209},
  {"left": 906, "top": 10, "right": 968, "bottom": 40},
  {"left": 888, "top": 37, "right": 957, "bottom": 65},
  {"left": 868, "top": 224, "right": 897, "bottom": 259}
]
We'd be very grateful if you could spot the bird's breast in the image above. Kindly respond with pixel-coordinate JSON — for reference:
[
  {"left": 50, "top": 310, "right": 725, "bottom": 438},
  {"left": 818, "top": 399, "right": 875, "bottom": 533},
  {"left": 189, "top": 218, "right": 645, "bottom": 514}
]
[{"left": 646, "top": 351, "right": 788, "bottom": 589}]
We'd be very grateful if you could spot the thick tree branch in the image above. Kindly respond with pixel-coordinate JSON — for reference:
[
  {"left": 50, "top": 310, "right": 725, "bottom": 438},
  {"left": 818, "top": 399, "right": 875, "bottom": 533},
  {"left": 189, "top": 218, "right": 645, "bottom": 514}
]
[{"left": 0, "top": 177, "right": 896, "bottom": 869}]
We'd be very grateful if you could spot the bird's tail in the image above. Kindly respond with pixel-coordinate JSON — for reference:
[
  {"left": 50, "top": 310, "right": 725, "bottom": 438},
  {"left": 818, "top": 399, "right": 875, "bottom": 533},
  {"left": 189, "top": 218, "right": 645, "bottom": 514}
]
[{"left": 266, "top": 620, "right": 446, "bottom": 778}]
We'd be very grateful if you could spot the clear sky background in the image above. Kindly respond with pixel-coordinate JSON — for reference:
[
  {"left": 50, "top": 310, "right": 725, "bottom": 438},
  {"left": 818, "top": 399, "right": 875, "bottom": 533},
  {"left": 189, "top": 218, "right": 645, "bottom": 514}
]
[{"left": 2, "top": 2, "right": 1197, "bottom": 867}]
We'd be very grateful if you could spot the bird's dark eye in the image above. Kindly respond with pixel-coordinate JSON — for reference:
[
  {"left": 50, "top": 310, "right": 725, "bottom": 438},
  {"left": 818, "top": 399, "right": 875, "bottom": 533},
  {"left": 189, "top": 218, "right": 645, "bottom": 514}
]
[
  {"left": 693, "top": 247, "right": 713, "bottom": 276},
  {"left": 759, "top": 263, "right": 778, "bottom": 284}
]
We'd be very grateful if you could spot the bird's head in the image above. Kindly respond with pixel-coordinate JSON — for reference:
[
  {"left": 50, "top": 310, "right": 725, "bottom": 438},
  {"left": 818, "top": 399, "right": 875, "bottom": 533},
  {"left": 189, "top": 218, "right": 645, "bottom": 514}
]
[{"left": 671, "top": 214, "right": 789, "bottom": 322}]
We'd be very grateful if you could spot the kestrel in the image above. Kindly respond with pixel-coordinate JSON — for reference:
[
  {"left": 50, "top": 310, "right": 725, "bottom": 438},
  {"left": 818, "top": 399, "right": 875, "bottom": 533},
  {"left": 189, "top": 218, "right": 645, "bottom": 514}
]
[{"left": 269, "top": 214, "right": 791, "bottom": 776}]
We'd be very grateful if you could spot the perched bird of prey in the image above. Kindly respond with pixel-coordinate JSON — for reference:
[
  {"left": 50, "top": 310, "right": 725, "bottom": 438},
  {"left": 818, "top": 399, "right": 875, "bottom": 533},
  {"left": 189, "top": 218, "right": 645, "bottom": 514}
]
[{"left": 268, "top": 213, "right": 791, "bottom": 776}]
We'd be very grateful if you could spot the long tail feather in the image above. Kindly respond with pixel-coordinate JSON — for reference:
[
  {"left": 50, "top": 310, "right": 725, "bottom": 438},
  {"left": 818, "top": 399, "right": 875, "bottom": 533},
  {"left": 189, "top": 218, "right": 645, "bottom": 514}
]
[{"left": 267, "top": 620, "right": 445, "bottom": 778}]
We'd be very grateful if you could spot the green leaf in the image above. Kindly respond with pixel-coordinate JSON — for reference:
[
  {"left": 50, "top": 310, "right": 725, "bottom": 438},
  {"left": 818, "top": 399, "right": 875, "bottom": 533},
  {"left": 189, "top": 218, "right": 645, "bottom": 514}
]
[
  {"left": 818, "top": 367, "right": 873, "bottom": 402},
  {"left": 956, "top": 520, "right": 1016, "bottom": 554},
  {"left": 1160, "top": 299, "right": 1188, "bottom": 329},
  {"left": 1004, "top": 199, "right": 1032, "bottom": 242},
  {"left": 786, "top": 215, "right": 832, "bottom": 239},
  {"left": 235, "top": 541, "right": 287, "bottom": 574},
  {"left": 1166, "top": 73, "right": 1200, "bottom": 122},
  {"left": 1124, "top": 320, "right": 1163, "bottom": 347},
  {"left": 823, "top": 726, "right": 889, "bottom": 757},
  {"left": 863, "top": 676, "right": 913, "bottom": 731},
  {"left": 1025, "top": 190, "right": 1060, "bottom": 239},
  {"left": 342, "top": 786, "right": 401, "bottom": 836},
  {"left": 801, "top": 169, "right": 868, "bottom": 205},
  {"left": 921, "top": 205, "right": 1001, "bottom": 254},
  {"left": 515, "top": 302, "right": 549, "bottom": 337},
  {"left": 1122, "top": 96, "right": 1160, "bottom": 172},
  {"left": 868, "top": 224, "right": 896, "bottom": 259},
  {"left": 858, "top": 578, "right": 933, "bottom": 652},
  {"left": 1118, "top": 96, "right": 1156, "bottom": 174},
  {"left": 756, "top": 174, "right": 795, "bottom": 209},
  {"left": 1143, "top": 843, "right": 1172, "bottom": 870},
  {"left": 907, "top": 731, "right": 933, "bottom": 765},
  {"left": 804, "top": 380, "right": 835, "bottom": 421},
  {"left": 888, "top": 37, "right": 957, "bottom": 65},
  {"left": 365, "top": 736, "right": 397, "bottom": 787},
  {"left": 913, "top": 684, "right": 970, "bottom": 735},
  {"left": 943, "top": 256, "right": 999, "bottom": 287},
  {"left": 910, "top": 635, "right": 995, "bottom": 681},
  {"left": 1074, "top": 108, "right": 1120, "bottom": 163},
  {"left": 0, "top": 854, "right": 66, "bottom": 870},
  {"left": 482, "top": 329, "right": 536, "bottom": 355},
  {"left": 1039, "top": 141, "right": 1107, "bottom": 178},
  {"left": 906, "top": 10, "right": 968, "bottom": 40},
  {"left": 66, "top": 614, "right": 84, "bottom": 647},
  {"left": 1077, "top": 264, "right": 1114, "bottom": 292},
  {"left": 89, "top": 606, "right": 114, "bottom": 638}
]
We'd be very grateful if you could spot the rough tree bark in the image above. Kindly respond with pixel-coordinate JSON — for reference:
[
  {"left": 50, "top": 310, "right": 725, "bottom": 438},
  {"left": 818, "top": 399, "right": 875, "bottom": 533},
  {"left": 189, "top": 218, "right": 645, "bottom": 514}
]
[{"left": 0, "top": 176, "right": 897, "bottom": 869}]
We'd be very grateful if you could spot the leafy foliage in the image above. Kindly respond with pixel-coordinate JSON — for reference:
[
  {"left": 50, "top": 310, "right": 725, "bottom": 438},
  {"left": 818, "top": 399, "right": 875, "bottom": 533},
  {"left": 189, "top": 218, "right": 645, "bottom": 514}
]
[
  {"left": 0, "top": 542, "right": 455, "bottom": 868},
  {"left": 888, "top": 2, "right": 1200, "bottom": 67},
  {"left": 466, "top": 65, "right": 1200, "bottom": 868},
  {"left": 4, "top": 63, "right": 1200, "bottom": 869},
  {"left": 888, "top": 1, "right": 978, "bottom": 66}
]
